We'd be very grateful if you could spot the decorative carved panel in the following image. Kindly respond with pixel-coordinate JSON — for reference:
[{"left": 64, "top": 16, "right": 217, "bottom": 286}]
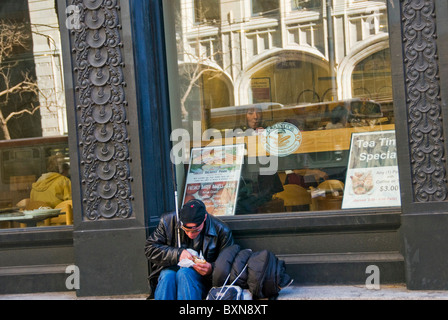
[
  {"left": 69, "top": 0, "right": 133, "bottom": 220},
  {"left": 401, "top": 0, "right": 448, "bottom": 202}
]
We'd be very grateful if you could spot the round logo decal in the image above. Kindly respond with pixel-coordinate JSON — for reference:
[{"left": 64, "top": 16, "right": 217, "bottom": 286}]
[{"left": 262, "top": 122, "right": 302, "bottom": 157}]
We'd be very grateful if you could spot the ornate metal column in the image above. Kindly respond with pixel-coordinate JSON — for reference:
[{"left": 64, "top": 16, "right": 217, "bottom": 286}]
[
  {"left": 59, "top": 0, "right": 148, "bottom": 296},
  {"left": 390, "top": 0, "right": 448, "bottom": 289}
]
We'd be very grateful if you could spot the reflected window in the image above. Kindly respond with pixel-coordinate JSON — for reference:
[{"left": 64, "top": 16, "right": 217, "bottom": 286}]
[
  {"left": 352, "top": 49, "right": 392, "bottom": 102},
  {"left": 195, "top": 0, "right": 220, "bottom": 23},
  {"left": 291, "top": 0, "right": 322, "bottom": 11},
  {"left": 252, "top": 0, "right": 279, "bottom": 16}
]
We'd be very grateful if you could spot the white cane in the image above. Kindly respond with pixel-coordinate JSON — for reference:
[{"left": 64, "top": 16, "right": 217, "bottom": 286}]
[
  {"left": 171, "top": 163, "right": 181, "bottom": 248},
  {"left": 174, "top": 189, "right": 181, "bottom": 248}
]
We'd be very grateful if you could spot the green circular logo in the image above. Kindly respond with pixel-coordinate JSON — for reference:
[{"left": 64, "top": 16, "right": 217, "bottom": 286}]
[{"left": 263, "top": 122, "right": 302, "bottom": 157}]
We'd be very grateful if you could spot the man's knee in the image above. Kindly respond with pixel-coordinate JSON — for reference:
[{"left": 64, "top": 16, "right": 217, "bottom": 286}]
[
  {"left": 159, "top": 269, "right": 177, "bottom": 283},
  {"left": 176, "top": 268, "right": 204, "bottom": 300},
  {"left": 176, "top": 267, "right": 199, "bottom": 284}
]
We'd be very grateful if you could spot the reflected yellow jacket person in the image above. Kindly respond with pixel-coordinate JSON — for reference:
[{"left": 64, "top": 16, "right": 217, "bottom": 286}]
[{"left": 30, "top": 172, "right": 72, "bottom": 208}]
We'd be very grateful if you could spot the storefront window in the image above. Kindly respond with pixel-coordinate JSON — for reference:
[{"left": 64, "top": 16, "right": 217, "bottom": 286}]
[
  {"left": 0, "top": 0, "right": 72, "bottom": 229},
  {"left": 168, "top": 0, "right": 398, "bottom": 216}
]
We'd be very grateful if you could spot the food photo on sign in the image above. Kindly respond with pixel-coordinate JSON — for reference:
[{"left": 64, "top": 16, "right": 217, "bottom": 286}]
[{"left": 182, "top": 144, "right": 245, "bottom": 216}]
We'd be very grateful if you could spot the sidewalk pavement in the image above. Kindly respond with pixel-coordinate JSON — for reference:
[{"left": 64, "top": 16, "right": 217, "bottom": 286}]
[
  {"left": 277, "top": 284, "right": 448, "bottom": 300},
  {"left": 1, "top": 284, "right": 448, "bottom": 300}
]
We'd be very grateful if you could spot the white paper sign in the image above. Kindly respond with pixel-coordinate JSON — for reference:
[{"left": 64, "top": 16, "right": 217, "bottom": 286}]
[
  {"left": 182, "top": 144, "right": 245, "bottom": 216},
  {"left": 342, "top": 130, "right": 401, "bottom": 209}
]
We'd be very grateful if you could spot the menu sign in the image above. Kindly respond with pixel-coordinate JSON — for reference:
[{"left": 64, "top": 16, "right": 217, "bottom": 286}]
[
  {"left": 182, "top": 144, "right": 245, "bottom": 216},
  {"left": 342, "top": 130, "right": 401, "bottom": 209}
]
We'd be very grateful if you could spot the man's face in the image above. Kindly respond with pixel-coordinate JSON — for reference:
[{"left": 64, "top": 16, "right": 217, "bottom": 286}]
[
  {"left": 182, "top": 214, "right": 207, "bottom": 239},
  {"left": 246, "top": 108, "right": 262, "bottom": 129}
]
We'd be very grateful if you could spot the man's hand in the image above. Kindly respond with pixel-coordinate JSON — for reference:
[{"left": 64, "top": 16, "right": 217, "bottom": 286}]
[
  {"left": 179, "top": 249, "right": 194, "bottom": 262},
  {"left": 179, "top": 249, "right": 212, "bottom": 276},
  {"left": 193, "top": 261, "right": 212, "bottom": 276}
]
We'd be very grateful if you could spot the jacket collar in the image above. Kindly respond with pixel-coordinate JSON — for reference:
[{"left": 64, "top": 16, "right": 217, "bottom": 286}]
[
  {"left": 203, "top": 214, "right": 217, "bottom": 237},
  {"left": 200, "top": 215, "right": 218, "bottom": 258}
]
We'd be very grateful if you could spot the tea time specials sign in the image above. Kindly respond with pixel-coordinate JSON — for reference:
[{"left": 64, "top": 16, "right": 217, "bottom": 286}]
[{"left": 342, "top": 130, "right": 401, "bottom": 209}]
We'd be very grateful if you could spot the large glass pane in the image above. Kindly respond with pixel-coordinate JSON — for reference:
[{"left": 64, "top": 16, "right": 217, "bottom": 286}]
[
  {"left": 0, "top": 0, "right": 72, "bottom": 229},
  {"left": 167, "top": 0, "right": 398, "bottom": 216}
]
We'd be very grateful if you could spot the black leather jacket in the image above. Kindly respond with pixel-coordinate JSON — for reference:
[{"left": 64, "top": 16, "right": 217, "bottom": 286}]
[{"left": 145, "top": 211, "right": 234, "bottom": 297}]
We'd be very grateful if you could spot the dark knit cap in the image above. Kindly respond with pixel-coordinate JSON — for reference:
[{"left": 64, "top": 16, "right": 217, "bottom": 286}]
[{"left": 180, "top": 199, "right": 207, "bottom": 226}]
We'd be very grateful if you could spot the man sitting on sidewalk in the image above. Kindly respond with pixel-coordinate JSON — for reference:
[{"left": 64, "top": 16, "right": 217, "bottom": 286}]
[{"left": 145, "top": 199, "right": 234, "bottom": 300}]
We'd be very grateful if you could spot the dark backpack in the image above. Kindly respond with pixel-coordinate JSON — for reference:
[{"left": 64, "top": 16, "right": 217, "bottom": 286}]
[
  {"left": 246, "top": 250, "right": 291, "bottom": 299},
  {"left": 212, "top": 245, "right": 292, "bottom": 299},
  {"left": 207, "top": 260, "right": 249, "bottom": 300}
]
